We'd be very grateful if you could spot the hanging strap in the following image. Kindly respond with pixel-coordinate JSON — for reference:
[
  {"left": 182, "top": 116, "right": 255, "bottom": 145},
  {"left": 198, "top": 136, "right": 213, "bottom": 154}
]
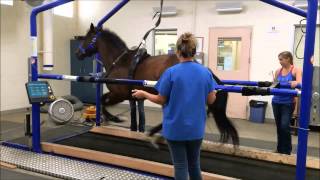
[
  {"left": 103, "top": 0, "right": 163, "bottom": 79},
  {"left": 104, "top": 50, "right": 128, "bottom": 78},
  {"left": 135, "top": 0, "right": 164, "bottom": 50}
]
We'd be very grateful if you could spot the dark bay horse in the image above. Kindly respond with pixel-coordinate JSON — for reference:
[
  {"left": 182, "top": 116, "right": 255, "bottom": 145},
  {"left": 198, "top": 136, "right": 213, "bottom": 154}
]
[{"left": 76, "top": 24, "right": 239, "bottom": 146}]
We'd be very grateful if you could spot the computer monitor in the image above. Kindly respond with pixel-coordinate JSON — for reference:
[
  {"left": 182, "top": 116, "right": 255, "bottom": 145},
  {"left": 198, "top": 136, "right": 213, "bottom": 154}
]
[{"left": 25, "top": 81, "right": 55, "bottom": 103}]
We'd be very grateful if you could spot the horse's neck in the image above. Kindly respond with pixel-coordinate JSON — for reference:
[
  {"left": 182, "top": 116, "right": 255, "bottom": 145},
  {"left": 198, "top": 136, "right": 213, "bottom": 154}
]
[{"left": 97, "top": 41, "right": 130, "bottom": 68}]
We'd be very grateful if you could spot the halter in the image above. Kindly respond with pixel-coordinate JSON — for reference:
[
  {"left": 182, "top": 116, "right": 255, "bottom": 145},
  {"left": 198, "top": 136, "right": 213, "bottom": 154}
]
[
  {"left": 78, "top": 30, "right": 105, "bottom": 66},
  {"left": 78, "top": 31, "right": 102, "bottom": 55}
]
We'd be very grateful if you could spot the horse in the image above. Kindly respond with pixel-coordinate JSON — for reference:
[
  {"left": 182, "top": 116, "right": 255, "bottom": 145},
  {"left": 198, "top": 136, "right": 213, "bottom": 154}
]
[{"left": 75, "top": 23, "right": 239, "bottom": 146}]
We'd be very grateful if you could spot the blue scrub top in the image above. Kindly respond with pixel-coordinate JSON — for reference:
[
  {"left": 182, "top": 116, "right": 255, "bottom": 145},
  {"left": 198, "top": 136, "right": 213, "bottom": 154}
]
[{"left": 155, "top": 61, "right": 217, "bottom": 140}]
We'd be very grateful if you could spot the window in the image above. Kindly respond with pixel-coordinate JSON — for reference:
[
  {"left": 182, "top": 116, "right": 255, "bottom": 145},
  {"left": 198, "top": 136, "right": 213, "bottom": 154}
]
[
  {"left": 0, "top": 0, "right": 13, "bottom": 6},
  {"left": 153, "top": 29, "right": 177, "bottom": 56},
  {"left": 293, "top": 24, "right": 320, "bottom": 67},
  {"left": 217, "top": 37, "right": 242, "bottom": 71},
  {"left": 53, "top": 2, "right": 73, "bottom": 18}
]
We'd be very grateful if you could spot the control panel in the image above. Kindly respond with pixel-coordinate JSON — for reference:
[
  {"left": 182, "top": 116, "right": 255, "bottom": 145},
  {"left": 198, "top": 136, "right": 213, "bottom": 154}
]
[{"left": 25, "top": 81, "right": 55, "bottom": 104}]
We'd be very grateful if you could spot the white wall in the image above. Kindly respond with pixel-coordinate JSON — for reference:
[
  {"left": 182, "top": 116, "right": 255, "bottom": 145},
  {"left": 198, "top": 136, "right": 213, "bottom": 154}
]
[
  {"left": 1, "top": 1, "right": 31, "bottom": 111},
  {"left": 0, "top": 1, "right": 78, "bottom": 111}
]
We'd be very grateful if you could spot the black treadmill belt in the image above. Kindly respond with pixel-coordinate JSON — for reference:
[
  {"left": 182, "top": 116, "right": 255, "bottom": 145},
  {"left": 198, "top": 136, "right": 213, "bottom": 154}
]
[{"left": 56, "top": 132, "right": 320, "bottom": 180}]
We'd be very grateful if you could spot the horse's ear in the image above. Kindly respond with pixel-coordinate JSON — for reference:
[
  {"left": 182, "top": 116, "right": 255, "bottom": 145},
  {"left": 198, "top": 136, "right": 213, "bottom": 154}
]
[{"left": 90, "top": 23, "right": 95, "bottom": 31}]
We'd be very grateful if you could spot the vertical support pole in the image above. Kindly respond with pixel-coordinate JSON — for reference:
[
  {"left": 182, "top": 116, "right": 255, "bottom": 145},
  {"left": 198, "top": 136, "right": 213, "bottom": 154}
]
[
  {"left": 30, "top": 0, "right": 74, "bottom": 152},
  {"left": 296, "top": 0, "right": 318, "bottom": 179},
  {"left": 95, "top": 54, "right": 102, "bottom": 126},
  {"left": 30, "top": 55, "right": 41, "bottom": 152},
  {"left": 95, "top": 0, "right": 130, "bottom": 125}
]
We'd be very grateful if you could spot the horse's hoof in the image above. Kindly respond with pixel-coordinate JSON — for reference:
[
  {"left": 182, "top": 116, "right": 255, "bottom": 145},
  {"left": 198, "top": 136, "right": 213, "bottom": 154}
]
[
  {"left": 109, "top": 117, "right": 125, "bottom": 123},
  {"left": 150, "top": 139, "right": 160, "bottom": 149},
  {"left": 147, "top": 136, "right": 161, "bottom": 150}
]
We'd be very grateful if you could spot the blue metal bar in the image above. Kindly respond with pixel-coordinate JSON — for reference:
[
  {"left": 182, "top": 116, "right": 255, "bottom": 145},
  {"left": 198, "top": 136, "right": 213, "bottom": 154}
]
[
  {"left": 221, "top": 80, "right": 302, "bottom": 89},
  {"left": 296, "top": 0, "right": 318, "bottom": 179},
  {"left": 38, "top": 74, "right": 77, "bottom": 80},
  {"left": 1, "top": 142, "right": 31, "bottom": 151},
  {"left": 260, "top": 0, "right": 307, "bottom": 17},
  {"left": 222, "top": 80, "right": 259, "bottom": 86},
  {"left": 215, "top": 85, "right": 300, "bottom": 96},
  {"left": 216, "top": 85, "right": 243, "bottom": 93},
  {"left": 95, "top": 55, "right": 102, "bottom": 126},
  {"left": 38, "top": 74, "right": 149, "bottom": 86},
  {"left": 39, "top": 74, "right": 302, "bottom": 89},
  {"left": 38, "top": 74, "right": 300, "bottom": 96},
  {"left": 30, "top": 0, "right": 74, "bottom": 37},
  {"left": 38, "top": 74, "right": 64, "bottom": 80},
  {"left": 269, "top": 88, "right": 299, "bottom": 96},
  {"left": 97, "top": 0, "right": 130, "bottom": 28}
]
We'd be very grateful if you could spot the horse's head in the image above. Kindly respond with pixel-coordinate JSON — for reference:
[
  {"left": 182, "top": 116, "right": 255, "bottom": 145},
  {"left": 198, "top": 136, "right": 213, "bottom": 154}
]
[{"left": 76, "top": 23, "right": 102, "bottom": 60}]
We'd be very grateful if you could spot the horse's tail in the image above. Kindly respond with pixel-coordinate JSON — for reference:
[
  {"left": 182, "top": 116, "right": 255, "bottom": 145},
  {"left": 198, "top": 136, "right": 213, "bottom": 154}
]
[{"left": 208, "top": 69, "right": 239, "bottom": 146}]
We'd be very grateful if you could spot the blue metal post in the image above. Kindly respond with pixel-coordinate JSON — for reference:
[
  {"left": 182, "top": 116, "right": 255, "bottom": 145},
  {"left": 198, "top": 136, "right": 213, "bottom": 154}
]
[
  {"left": 30, "top": 0, "right": 74, "bottom": 152},
  {"left": 30, "top": 0, "right": 74, "bottom": 37},
  {"left": 260, "top": 0, "right": 307, "bottom": 17},
  {"left": 95, "top": 55, "right": 102, "bottom": 126},
  {"left": 296, "top": 0, "right": 318, "bottom": 179},
  {"left": 30, "top": 57, "right": 41, "bottom": 152},
  {"left": 97, "top": 0, "right": 130, "bottom": 28},
  {"left": 95, "top": 0, "right": 130, "bottom": 125}
]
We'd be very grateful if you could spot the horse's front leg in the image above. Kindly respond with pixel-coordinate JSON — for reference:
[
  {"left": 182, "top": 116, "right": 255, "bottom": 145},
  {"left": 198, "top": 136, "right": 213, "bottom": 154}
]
[{"left": 101, "top": 92, "right": 124, "bottom": 123}]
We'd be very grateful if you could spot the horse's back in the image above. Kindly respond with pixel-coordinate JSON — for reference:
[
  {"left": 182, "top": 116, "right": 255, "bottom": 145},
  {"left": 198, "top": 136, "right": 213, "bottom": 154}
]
[{"left": 135, "top": 54, "right": 178, "bottom": 81}]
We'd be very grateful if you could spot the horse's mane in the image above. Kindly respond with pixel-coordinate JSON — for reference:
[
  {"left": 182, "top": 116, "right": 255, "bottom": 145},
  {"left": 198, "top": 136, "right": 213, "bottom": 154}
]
[{"left": 100, "top": 29, "right": 128, "bottom": 51}]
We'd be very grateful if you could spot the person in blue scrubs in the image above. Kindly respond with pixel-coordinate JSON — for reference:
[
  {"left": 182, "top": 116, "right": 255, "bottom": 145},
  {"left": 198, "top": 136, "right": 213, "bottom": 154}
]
[
  {"left": 132, "top": 32, "right": 217, "bottom": 180},
  {"left": 272, "top": 51, "right": 302, "bottom": 155}
]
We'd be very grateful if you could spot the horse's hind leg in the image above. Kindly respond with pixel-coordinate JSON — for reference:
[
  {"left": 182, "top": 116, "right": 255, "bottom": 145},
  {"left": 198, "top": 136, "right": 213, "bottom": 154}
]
[
  {"left": 101, "top": 92, "right": 124, "bottom": 123},
  {"left": 148, "top": 123, "right": 162, "bottom": 136},
  {"left": 147, "top": 123, "right": 163, "bottom": 149}
]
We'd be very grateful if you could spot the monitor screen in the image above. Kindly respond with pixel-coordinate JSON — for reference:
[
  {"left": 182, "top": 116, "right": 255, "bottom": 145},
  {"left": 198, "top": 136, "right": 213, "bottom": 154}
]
[{"left": 26, "top": 81, "right": 52, "bottom": 103}]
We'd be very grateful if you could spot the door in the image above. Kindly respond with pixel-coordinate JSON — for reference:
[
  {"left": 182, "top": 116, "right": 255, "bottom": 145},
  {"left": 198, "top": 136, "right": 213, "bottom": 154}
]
[
  {"left": 208, "top": 27, "right": 251, "bottom": 119},
  {"left": 70, "top": 39, "right": 97, "bottom": 104}
]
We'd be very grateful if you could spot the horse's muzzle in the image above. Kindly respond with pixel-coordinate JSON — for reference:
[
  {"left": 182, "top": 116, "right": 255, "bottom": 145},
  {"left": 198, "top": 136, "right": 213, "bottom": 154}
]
[{"left": 75, "top": 50, "right": 85, "bottom": 60}]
